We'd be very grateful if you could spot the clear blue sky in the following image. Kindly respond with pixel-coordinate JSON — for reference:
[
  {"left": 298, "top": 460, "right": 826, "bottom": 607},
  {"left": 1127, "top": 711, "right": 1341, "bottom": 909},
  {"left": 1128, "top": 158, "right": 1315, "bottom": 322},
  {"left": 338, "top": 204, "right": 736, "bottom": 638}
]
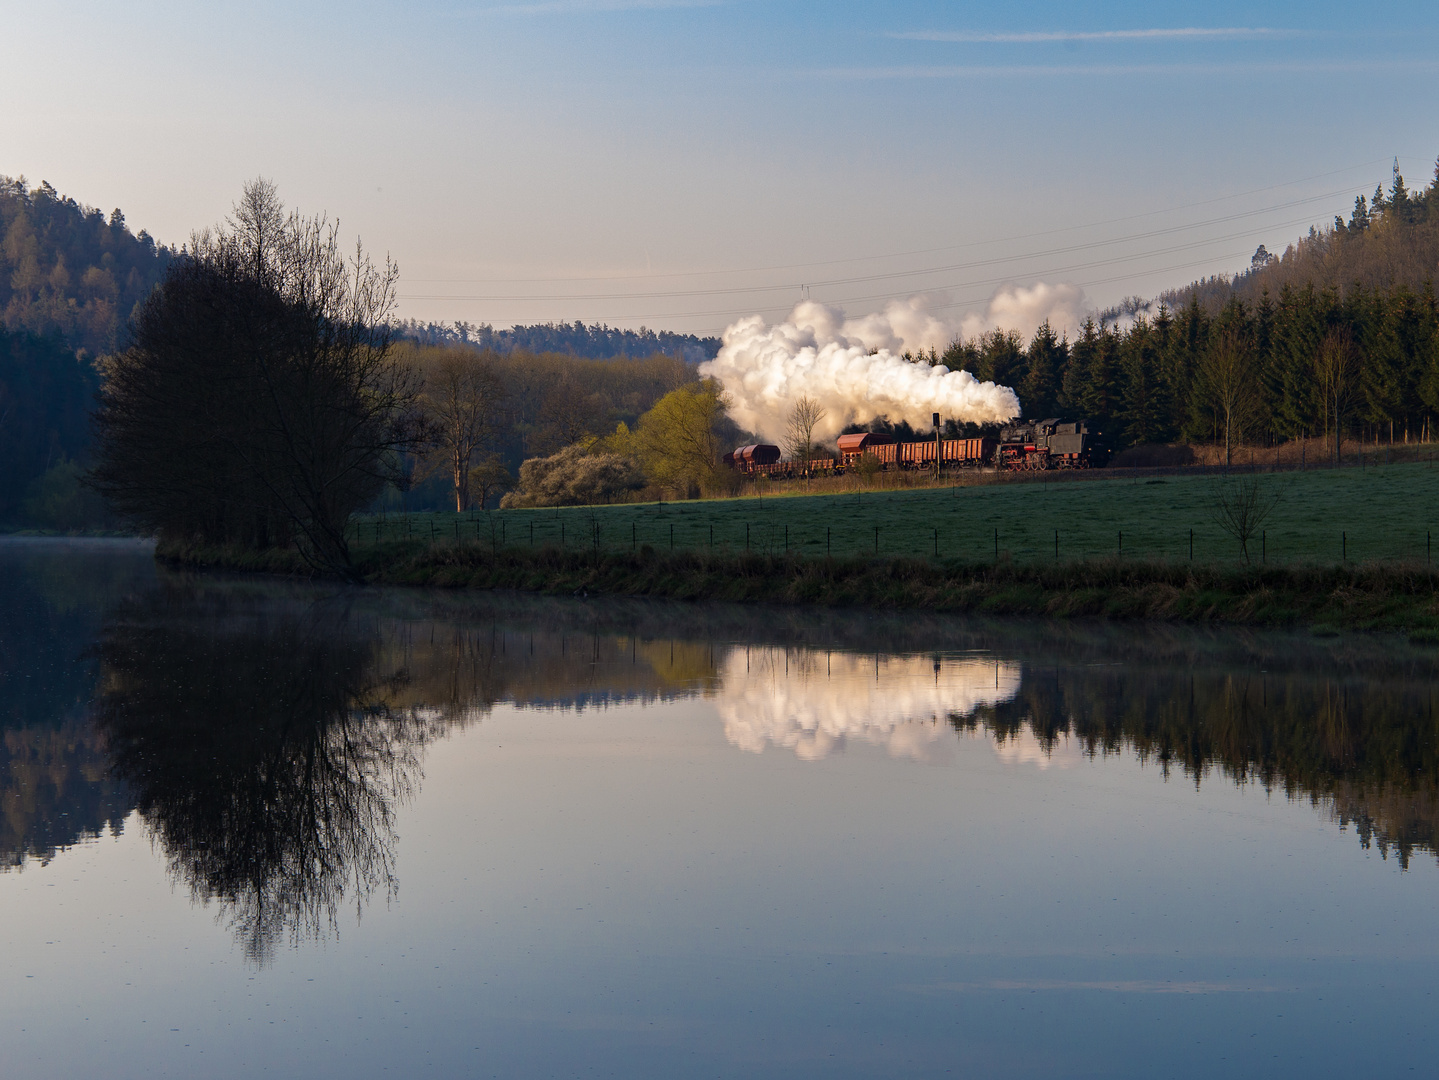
[{"left": 3, "top": 1, "right": 1436, "bottom": 335}]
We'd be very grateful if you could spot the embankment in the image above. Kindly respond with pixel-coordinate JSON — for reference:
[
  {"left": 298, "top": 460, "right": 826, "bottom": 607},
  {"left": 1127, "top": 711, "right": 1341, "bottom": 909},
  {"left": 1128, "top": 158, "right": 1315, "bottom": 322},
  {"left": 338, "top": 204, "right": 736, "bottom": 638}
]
[{"left": 155, "top": 537, "right": 1439, "bottom": 637}]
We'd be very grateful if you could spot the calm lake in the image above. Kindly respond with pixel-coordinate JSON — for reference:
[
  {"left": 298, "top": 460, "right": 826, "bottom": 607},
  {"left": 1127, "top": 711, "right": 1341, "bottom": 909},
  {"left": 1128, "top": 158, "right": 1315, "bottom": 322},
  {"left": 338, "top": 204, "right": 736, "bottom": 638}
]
[{"left": 3, "top": 538, "right": 1438, "bottom": 1078}]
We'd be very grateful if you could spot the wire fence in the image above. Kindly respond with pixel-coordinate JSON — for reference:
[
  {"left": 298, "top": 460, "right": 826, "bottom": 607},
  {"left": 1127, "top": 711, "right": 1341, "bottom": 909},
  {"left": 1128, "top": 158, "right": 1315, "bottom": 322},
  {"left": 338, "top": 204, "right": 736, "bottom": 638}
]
[{"left": 345, "top": 509, "right": 1439, "bottom": 568}]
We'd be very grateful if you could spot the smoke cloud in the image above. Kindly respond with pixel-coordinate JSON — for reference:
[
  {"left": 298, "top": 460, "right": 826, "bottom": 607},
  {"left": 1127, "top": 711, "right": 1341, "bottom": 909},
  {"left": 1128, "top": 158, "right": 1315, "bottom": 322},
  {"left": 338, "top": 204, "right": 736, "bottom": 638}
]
[
  {"left": 702, "top": 285, "right": 1086, "bottom": 445},
  {"left": 701, "top": 298, "right": 1019, "bottom": 444},
  {"left": 958, "top": 281, "right": 1087, "bottom": 343}
]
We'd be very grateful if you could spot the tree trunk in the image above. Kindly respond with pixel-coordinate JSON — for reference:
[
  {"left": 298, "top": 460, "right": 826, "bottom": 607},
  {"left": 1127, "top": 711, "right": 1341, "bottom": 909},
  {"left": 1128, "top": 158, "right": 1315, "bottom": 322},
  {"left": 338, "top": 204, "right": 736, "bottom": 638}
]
[{"left": 453, "top": 445, "right": 467, "bottom": 512}]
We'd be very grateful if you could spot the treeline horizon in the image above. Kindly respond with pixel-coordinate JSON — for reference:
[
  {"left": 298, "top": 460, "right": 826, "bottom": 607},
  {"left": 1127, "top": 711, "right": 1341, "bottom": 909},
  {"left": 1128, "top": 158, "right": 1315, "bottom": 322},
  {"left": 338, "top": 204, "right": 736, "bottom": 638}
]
[{"left": 396, "top": 318, "right": 720, "bottom": 362}]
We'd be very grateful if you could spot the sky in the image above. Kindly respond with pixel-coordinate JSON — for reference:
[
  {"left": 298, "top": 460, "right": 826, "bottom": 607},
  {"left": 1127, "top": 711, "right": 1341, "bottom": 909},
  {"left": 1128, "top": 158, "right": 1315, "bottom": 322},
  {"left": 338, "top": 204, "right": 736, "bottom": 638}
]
[{"left": 3, "top": 1, "right": 1437, "bottom": 339}]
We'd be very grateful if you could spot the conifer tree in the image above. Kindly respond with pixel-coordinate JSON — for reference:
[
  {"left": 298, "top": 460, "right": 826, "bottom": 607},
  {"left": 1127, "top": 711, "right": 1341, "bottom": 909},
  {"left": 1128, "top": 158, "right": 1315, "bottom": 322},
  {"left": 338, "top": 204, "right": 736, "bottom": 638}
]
[{"left": 1021, "top": 321, "right": 1065, "bottom": 417}]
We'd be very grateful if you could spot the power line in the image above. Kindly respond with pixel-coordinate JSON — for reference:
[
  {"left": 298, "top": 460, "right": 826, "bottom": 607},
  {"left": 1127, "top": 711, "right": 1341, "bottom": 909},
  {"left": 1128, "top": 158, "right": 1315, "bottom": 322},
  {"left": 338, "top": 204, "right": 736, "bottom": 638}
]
[
  {"left": 399, "top": 186, "right": 1355, "bottom": 304},
  {"left": 401, "top": 157, "right": 1387, "bottom": 287}
]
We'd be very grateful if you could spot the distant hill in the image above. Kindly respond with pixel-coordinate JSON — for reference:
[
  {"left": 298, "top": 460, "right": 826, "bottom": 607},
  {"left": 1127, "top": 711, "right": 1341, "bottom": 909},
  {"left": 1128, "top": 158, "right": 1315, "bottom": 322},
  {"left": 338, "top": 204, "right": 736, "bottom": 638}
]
[
  {"left": 398, "top": 319, "right": 720, "bottom": 362},
  {"left": 0, "top": 176, "right": 174, "bottom": 356},
  {"left": 1102, "top": 160, "right": 1439, "bottom": 322},
  {"left": 0, "top": 175, "right": 171, "bottom": 528}
]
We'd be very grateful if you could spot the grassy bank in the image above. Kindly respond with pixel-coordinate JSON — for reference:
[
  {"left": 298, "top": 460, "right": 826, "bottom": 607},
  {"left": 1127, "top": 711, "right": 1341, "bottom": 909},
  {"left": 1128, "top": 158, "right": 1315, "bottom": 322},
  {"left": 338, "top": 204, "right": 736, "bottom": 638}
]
[
  {"left": 157, "top": 536, "right": 1439, "bottom": 637},
  {"left": 353, "top": 459, "right": 1439, "bottom": 566}
]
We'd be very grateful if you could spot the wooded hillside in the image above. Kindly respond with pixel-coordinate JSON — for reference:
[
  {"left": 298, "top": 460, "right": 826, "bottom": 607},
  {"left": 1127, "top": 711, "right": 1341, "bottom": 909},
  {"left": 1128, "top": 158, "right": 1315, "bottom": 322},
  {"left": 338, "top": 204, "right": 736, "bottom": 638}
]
[
  {"left": 1154, "top": 160, "right": 1439, "bottom": 315},
  {"left": 1, "top": 176, "right": 173, "bottom": 356}
]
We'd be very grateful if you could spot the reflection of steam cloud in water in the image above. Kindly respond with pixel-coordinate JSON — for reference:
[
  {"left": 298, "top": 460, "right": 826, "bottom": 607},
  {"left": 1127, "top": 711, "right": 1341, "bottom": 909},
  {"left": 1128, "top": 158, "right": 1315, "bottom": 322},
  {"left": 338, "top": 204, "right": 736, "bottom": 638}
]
[
  {"left": 716, "top": 648, "right": 1021, "bottom": 761},
  {"left": 93, "top": 594, "right": 442, "bottom": 965}
]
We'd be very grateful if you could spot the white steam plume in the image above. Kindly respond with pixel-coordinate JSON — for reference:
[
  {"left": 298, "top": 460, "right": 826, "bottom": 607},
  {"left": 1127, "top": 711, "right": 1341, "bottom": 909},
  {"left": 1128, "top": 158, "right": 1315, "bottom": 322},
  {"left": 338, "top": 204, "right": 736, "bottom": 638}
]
[
  {"left": 957, "top": 281, "right": 1087, "bottom": 343},
  {"left": 701, "top": 286, "right": 1086, "bottom": 445},
  {"left": 702, "top": 297, "right": 1018, "bottom": 444}
]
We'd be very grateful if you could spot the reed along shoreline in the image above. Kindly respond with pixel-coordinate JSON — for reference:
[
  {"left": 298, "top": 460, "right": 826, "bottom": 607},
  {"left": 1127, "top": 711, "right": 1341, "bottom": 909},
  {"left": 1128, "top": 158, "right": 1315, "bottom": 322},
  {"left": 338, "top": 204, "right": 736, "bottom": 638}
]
[{"left": 155, "top": 537, "right": 1439, "bottom": 640}]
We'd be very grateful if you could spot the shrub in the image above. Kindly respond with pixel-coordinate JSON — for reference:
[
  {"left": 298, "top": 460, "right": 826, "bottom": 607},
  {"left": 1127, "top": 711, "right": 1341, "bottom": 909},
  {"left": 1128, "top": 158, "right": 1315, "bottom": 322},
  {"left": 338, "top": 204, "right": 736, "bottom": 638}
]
[{"left": 500, "top": 445, "right": 645, "bottom": 508}]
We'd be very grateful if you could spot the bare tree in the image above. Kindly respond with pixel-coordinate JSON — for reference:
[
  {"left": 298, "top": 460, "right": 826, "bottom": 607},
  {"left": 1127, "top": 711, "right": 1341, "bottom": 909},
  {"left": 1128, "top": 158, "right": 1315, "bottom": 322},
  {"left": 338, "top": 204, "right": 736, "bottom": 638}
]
[
  {"left": 417, "top": 348, "right": 504, "bottom": 511},
  {"left": 783, "top": 395, "right": 827, "bottom": 489},
  {"left": 91, "top": 179, "right": 425, "bottom": 579},
  {"left": 468, "top": 454, "right": 515, "bottom": 509},
  {"left": 1313, "top": 329, "right": 1358, "bottom": 466},
  {"left": 1210, "top": 473, "right": 1282, "bottom": 564},
  {"left": 534, "top": 376, "right": 608, "bottom": 453},
  {"left": 1195, "top": 331, "right": 1259, "bottom": 467}
]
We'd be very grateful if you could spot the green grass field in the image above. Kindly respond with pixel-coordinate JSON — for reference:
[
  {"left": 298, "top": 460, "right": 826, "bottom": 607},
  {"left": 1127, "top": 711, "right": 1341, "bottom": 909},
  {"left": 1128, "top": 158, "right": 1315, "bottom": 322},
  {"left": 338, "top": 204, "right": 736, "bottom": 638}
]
[{"left": 354, "top": 461, "right": 1439, "bottom": 566}]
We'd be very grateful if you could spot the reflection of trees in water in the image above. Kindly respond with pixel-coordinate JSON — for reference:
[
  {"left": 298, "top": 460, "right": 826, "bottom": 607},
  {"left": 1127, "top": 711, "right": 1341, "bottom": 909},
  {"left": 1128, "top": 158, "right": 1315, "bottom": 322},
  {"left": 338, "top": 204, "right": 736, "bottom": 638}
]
[
  {"left": 960, "top": 665, "right": 1439, "bottom": 868},
  {"left": 1, "top": 722, "right": 130, "bottom": 869},
  {"left": 93, "top": 592, "right": 441, "bottom": 964},
  {"left": 0, "top": 541, "right": 155, "bottom": 870},
  {"left": 368, "top": 589, "right": 1439, "bottom": 868}
]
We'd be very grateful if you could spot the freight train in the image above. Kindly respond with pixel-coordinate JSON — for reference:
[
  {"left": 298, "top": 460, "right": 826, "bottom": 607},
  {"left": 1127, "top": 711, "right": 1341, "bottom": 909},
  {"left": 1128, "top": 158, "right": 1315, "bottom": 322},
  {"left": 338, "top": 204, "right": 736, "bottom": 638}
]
[{"left": 726, "top": 418, "right": 1105, "bottom": 477}]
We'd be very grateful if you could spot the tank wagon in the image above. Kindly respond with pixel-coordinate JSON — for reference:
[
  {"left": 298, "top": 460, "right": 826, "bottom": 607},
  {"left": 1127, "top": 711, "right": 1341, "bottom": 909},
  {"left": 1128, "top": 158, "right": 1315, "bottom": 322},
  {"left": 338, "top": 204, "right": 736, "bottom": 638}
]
[
  {"left": 726, "top": 444, "right": 782, "bottom": 470},
  {"left": 725, "top": 443, "right": 838, "bottom": 479}
]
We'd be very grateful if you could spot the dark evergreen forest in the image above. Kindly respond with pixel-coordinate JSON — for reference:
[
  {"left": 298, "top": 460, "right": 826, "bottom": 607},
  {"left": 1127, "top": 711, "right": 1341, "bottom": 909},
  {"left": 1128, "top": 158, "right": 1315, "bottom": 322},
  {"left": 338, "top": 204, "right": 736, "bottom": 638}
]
[{"left": 946, "top": 161, "right": 1439, "bottom": 453}]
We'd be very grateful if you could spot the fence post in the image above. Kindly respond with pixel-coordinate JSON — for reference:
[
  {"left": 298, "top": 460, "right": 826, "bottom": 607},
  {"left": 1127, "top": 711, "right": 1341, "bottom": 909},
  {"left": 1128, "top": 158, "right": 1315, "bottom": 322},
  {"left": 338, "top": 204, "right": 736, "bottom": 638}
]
[
  {"left": 746, "top": 524, "right": 750, "bottom": 552},
  {"left": 1054, "top": 529, "right": 1058, "bottom": 561},
  {"left": 874, "top": 525, "right": 879, "bottom": 555},
  {"left": 1342, "top": 531, "right": 1346, "bottom": 563},
  {"left": 1118, "top": 531, "right": 1122, "bottom": 558},
  {"left": 1189, "top": 528, "right": 1193, "bottom": 560},
  {"left": 827, "top": 526, "right": 831, "bottom": 557},
  {"left": 670, "top": 523, "right": 674, "bottom": 551},
  {"left": 633, "top": 521, "right": 636, "bottom": 552},
  {"left": 1262, "top": 530, "right": 1265, "bottom": 564},
  {"left": 935, "top": 528, "right": 939, "bottom": 558},
  {"left": 994, "top": 527, "right": 998, "bottom": 562}
]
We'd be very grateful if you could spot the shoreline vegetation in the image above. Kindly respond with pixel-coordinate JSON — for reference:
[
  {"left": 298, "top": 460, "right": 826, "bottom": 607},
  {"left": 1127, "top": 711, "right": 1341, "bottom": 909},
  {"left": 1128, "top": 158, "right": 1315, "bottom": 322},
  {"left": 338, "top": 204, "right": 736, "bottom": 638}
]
[{"left": 155, "top": 535, "right": 1439, "bottom": 640}]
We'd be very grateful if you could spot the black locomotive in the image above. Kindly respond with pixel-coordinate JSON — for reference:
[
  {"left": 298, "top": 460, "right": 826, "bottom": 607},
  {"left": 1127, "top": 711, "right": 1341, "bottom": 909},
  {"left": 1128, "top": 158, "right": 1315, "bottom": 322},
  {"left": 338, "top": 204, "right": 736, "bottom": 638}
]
[{"left": 994, "top": 419, "right": 1106, "bottom": 470}]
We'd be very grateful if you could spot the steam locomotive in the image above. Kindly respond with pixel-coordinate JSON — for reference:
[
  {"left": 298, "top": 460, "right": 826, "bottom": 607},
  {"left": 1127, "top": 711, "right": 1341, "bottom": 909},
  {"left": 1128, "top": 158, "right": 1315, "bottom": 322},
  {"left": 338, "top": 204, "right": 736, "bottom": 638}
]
[
  {"left": 726, "top": 418, "right": 1105, "bottom": 476},
  {"left": 993, "top": 419, "right": 1106, "bottom": 470}
]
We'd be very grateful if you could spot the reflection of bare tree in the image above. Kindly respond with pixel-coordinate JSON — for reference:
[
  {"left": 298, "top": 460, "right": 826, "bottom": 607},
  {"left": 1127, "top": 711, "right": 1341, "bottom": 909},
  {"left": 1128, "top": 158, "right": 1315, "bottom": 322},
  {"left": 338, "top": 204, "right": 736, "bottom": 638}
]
[{"left": 92, "top": 593, "right": 439, "bottom": 964}]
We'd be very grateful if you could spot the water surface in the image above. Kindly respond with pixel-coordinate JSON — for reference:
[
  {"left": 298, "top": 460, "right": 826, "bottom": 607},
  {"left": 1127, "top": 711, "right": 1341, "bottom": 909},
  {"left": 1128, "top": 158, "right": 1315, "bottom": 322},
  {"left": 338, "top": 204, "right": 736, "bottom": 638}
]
[{"left": 2, "top": 538, "right": 1437, "bottom": 1078}]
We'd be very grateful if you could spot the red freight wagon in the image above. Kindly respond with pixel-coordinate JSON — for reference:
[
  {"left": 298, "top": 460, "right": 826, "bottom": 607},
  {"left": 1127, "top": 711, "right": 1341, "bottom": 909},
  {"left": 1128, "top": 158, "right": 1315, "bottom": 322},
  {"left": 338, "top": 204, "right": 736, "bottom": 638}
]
[
  {"left": 836, "top": 432, "right": 896, "bottom": 467},
  {"left": 889, "top": 436, "right": 996, "bottom": 470}
]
